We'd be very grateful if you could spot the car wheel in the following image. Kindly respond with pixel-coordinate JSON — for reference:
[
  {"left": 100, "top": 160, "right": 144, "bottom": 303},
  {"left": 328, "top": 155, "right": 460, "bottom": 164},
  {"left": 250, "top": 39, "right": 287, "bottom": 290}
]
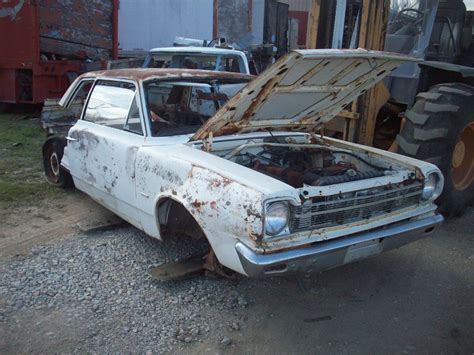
[
  {"left": 42, "top": 138, "right": 74, "bottom": 188},
  {"left": 397, "top": 83, "right": 474, "bottom": 216}
]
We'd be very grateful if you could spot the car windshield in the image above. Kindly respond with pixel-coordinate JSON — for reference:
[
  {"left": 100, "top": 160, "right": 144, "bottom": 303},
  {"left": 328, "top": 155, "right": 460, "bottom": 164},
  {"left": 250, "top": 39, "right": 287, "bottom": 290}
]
[
  {"left": 144, "top": 79, "right": 249, "bottom": 137},
  {"left": 145, "top": 53, "right": 244, "bottom": 73}
]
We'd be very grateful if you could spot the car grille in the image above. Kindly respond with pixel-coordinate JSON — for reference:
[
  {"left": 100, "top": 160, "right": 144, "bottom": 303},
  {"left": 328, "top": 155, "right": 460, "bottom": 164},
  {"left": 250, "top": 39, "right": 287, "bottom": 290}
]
[{"left": 290, "top": 182, "right": 424, "bottom": 232}]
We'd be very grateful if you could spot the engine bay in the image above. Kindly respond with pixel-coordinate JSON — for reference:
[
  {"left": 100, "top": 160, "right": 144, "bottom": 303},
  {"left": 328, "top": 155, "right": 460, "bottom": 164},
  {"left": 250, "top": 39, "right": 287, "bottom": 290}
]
[{"left": 226, "top": 143, "right": 394, "bottom": 188}]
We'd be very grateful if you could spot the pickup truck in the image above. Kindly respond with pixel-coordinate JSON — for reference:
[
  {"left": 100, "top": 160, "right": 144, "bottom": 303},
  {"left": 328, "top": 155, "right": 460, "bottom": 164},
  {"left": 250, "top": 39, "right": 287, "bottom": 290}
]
[
  {"left": 42, "top": 49, "right": 444, "bottom": 277},
  {"left": 142, "top": 46, "right": 251, "bottom": 74}
]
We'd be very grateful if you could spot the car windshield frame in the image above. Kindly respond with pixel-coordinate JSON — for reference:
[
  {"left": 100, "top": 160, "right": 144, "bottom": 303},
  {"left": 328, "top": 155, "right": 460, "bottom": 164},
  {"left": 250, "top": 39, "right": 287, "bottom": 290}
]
[{"left": 142, "top": 77, "right": 251, "bottom": 138}]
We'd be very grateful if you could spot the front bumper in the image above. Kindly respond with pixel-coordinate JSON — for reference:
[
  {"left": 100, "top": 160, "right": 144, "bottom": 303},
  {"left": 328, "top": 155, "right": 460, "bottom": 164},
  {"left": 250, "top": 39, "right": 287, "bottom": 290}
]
[{"left": 236, "top": 214, "right": 444, "bottom": 277}]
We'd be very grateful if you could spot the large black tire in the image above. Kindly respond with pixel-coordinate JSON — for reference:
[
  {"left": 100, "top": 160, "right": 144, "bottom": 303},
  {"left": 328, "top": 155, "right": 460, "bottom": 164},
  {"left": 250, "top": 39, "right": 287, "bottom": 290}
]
[
  {"left": 42, "top": 138, "right": 74, "bottom": 188},
  {"left": 397, "top": 83, "right": 474, "bottom": 216}
]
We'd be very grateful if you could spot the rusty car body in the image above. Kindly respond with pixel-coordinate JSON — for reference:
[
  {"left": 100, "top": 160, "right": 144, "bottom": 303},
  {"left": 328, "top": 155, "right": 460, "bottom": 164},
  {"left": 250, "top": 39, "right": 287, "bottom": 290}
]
[{"left": 46, "top": 49, "right": 444, "bottom": 277}]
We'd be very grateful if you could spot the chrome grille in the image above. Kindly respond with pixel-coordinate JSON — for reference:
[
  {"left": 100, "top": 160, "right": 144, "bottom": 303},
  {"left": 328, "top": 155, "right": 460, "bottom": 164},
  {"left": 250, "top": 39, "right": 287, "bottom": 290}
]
[{"left": 291, "top": 183, "right": 423, "bottom": 232}]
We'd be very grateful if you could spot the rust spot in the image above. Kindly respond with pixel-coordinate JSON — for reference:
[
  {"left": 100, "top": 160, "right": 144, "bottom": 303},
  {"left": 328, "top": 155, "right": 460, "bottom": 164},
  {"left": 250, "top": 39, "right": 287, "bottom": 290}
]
[
  {"left": 210, "top": 201, "right": 217, "bottom": 210},
  {"left": 249, "top": 232, "right": 260, "bottom": 241},
  {"left": 246, "top": 208, "right": 262, "bottom": 220},
  {"left": 76, "top": 68, "right": 254, "bottom": 83},
  {"left": 191, "top": 199, "right": 207, "bottom": 212},
  {"left": 210, "top": 179, "right": 222, "bottom": 188}
]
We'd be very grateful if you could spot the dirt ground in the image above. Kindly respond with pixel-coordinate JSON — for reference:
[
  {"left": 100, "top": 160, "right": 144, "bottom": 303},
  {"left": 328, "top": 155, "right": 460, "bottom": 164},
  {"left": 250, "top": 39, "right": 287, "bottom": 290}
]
[{"left": 0, "top": 191, "right": 121, "bottom": 263}]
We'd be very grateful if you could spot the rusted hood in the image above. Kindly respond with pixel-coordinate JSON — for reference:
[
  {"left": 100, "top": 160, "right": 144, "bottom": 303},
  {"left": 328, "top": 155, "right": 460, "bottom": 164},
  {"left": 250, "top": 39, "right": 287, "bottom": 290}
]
[{"left": 191, "top": 49, "right": 418, "bottom": 140}]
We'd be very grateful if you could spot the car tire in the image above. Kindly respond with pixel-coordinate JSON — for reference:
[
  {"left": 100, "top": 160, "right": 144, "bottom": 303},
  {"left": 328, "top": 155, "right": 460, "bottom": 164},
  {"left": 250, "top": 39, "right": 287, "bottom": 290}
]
[
  {"left": 397, "top": 83, "right": 474, "bottom": 216},
  {"left": 42, "top": 138, "right": 74, "bottom": 188}
]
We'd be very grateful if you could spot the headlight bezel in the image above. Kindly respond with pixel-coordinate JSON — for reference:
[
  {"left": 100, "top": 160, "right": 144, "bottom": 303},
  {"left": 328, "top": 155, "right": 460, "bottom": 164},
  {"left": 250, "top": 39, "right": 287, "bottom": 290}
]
[
  {"left": 263, "top": 200, "right": 292, "bottom": 238},
  {"left": 422, "top": 171, "right": 444, "bottom": 201}
]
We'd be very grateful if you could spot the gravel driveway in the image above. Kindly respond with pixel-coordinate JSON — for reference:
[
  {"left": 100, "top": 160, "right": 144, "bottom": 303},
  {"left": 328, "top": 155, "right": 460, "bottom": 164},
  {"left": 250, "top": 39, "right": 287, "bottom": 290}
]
[{"left": 1, "top": 209, "right": 473, "bottom": 354}]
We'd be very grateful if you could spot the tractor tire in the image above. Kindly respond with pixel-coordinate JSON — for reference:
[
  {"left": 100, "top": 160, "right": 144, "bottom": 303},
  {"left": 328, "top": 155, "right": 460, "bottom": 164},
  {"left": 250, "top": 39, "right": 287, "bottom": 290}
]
[
  {"left": 397, "top": 83, "right": 474, "bottom": 216},
  {"left": 42, "top": 138, "right": 74, "bottom": 188}
]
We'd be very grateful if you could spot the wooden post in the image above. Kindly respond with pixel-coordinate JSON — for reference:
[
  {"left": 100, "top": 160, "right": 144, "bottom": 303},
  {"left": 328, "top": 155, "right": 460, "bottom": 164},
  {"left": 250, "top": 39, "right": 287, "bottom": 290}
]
[
  {"left": 355, "top": 0, "right": 391, "bottom": 146},
  {"left": 112, "top": 0, "right": 119, "bottom": 59},
  {"left": 306, "top": 0, "right": 321, "bottom": 49}
]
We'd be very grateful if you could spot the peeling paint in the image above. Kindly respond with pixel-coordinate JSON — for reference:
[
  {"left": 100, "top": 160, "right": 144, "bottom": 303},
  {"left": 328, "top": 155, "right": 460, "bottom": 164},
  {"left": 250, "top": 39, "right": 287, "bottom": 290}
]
[{"left": 59, "top": 51, "right": 442, "bottom": 277}]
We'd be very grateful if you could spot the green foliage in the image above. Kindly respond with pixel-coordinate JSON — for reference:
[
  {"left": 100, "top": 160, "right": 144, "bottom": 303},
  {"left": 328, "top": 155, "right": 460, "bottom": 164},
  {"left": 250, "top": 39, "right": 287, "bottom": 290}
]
[{"left": 0, "top": 114, "right": 64, "bottom": 208}]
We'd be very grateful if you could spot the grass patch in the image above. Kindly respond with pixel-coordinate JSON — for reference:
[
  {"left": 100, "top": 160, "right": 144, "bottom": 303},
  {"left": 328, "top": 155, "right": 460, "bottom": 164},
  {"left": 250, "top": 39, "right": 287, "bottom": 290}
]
[{"left": 0, "top": 114, "right": 65, "bottom": 208}]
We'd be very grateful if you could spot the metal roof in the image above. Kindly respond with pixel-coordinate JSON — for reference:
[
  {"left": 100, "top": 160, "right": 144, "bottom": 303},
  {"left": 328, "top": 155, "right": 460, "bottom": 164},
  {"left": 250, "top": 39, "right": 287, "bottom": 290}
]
[{"left": 77, "top": 68, "right": 254, "bottom": 82}]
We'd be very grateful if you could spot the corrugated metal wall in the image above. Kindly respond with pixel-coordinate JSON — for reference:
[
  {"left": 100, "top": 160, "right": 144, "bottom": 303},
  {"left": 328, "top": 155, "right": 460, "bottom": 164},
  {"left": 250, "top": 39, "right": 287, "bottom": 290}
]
[{"left": 118, "top": 0, "right": 213, "bottom": 51}]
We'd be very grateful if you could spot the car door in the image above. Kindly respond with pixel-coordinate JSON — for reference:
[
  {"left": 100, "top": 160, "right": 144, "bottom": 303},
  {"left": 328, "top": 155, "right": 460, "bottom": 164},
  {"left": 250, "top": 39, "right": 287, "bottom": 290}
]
[{"left": 65, "top": 79, "right": 146, "bottom": 227}]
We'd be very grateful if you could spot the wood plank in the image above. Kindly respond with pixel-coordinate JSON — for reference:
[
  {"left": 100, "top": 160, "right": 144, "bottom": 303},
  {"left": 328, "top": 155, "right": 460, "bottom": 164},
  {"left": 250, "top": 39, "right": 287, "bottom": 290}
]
[
  {"left": 40, "top": 37, "right": 111, "bottom": 60},
  {"left": 306, "top": 0, "right": 321, "bottom": 49},
  {"left": 354, "top": 0, "right": 391, "bottom": 146}
]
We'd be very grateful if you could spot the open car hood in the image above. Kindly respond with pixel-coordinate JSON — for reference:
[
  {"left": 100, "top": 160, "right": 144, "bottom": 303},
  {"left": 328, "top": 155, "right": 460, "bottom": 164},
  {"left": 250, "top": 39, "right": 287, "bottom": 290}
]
[{"left": 191, "top": 49, "right": 417, "bottom": 140}]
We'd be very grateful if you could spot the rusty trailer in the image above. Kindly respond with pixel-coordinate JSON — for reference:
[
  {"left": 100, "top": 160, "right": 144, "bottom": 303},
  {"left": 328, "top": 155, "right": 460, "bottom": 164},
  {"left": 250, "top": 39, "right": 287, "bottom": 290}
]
[{"left": 0, "top": 0, "right": 118, "bottom": 105}]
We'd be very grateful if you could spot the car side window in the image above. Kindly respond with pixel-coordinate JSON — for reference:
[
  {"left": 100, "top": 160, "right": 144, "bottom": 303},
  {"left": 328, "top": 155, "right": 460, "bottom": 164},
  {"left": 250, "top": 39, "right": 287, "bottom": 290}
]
[
  {"left": 83, "top": 81, "right": 136, "bottom": 130},
  {"left": 124, "top": 96, "right": 144, "bottom": 135},
  {"left": 57, "top": 80, "right": 94, "bottom": 120}
]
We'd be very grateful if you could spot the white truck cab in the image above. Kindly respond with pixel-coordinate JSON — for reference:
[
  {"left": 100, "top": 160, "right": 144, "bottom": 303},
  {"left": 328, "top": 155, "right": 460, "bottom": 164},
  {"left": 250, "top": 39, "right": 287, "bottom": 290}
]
[{"left": 143, "top": 47, "right": 251, "bottom": 75}]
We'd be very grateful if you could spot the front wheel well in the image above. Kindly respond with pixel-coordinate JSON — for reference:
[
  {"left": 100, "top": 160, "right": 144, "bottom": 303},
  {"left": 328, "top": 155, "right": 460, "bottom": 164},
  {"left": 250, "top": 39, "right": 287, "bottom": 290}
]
[{"left": 156, "top": 198, "right": 205, "bottom": 240}]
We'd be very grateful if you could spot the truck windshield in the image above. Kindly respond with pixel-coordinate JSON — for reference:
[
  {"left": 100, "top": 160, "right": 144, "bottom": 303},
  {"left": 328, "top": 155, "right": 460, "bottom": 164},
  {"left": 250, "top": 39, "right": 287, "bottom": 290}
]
[
  {"left": 144, "top": 53, "right": 244, "bottom": 73},
  {"left": 385, "top": 0, "right": 439, "bottom": 57}
]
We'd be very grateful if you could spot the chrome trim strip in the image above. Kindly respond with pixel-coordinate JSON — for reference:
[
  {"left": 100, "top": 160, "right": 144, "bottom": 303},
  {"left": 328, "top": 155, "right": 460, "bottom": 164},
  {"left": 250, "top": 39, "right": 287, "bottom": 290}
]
[{"left": 236, "top": 214, "right": 444, "bottom": 277}]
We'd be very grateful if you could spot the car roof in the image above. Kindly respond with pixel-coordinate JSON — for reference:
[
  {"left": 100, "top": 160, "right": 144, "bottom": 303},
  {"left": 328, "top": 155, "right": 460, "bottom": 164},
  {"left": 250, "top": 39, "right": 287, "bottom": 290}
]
[
  {"left": 148, "top": 46, "right": 246, "bottom": 56},
  {"left": 77, "top": 68, "right": 254, "bottom": 82}
]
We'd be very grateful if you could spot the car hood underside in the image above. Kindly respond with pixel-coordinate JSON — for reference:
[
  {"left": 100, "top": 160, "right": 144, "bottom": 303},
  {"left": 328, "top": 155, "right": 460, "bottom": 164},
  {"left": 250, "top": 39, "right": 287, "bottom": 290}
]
[{"left": 191, "top": 49, "right": 417, "bottom": 141}]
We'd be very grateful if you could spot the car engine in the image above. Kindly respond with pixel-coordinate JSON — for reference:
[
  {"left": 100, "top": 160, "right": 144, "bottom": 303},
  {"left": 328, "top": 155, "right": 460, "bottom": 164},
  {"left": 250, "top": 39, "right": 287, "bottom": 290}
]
[{"left": 230, "top": 144, "right": 387, "bottom": 188}]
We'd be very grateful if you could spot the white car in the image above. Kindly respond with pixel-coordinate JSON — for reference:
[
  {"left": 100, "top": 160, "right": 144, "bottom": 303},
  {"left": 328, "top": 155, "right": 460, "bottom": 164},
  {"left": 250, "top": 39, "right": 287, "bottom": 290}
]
[{"left": 43, "top": 49, "right": 444, "bottom": 277}]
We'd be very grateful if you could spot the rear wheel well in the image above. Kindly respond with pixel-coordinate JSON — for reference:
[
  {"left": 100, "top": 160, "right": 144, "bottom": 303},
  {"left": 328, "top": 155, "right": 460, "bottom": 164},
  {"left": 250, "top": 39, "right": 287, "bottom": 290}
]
[{"left": 156, "top": 198, "right": 205, "bottom": 240}]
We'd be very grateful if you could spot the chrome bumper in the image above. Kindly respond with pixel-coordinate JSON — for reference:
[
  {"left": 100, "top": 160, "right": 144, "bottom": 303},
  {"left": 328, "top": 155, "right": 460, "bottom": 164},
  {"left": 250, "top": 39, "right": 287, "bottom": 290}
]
[{"left": 236, "top": 214, "right": 444, "bottom": 277}]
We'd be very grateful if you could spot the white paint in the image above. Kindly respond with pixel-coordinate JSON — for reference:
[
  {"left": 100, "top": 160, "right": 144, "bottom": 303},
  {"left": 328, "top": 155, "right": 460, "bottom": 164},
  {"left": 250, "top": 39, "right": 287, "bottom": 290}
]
[
  {"left": 0, "top": 0, "right": 24, "bottom": 19},
  {"left": 59, "top": 51, "right": 442, "bottom": 276}
]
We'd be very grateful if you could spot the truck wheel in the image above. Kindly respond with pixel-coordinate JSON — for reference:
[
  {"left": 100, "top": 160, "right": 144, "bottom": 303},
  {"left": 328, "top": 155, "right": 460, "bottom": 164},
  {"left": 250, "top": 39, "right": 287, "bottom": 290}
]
[
  {"left": 42, "top": 138, "right": 73, "bottom": 188},
  {"left": 397, "top": 83, "right": 474, "bottom": 216}
]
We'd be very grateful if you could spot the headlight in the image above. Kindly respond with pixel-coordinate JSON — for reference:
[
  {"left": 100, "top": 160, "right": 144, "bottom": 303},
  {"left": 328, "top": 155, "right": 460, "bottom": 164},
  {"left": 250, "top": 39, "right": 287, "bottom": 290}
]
[
  {"left": 264, "top": 202, "right": 290, "bottom": 236},
  {"left": 422, "top": 172, "right": 442, "bottom": 201}
]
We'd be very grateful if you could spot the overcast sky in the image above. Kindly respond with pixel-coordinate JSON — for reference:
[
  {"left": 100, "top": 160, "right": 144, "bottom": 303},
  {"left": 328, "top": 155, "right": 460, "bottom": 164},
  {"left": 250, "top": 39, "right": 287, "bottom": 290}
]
[{"left": 466, "top": 0, "right": 474, "bottom": 10}]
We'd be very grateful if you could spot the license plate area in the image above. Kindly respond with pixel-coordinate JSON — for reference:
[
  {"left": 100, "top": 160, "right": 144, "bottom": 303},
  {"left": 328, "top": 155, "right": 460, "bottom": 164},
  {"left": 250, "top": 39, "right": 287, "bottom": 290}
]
[{"left": 343, "top": 239, "right": 383, "bottom": 264}]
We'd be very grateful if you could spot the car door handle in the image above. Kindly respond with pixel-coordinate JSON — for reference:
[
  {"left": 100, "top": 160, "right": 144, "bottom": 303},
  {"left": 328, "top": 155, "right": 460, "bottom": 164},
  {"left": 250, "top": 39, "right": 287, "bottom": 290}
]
[{"left": 66, "top": 136, "right": 77, "bottom": 142}]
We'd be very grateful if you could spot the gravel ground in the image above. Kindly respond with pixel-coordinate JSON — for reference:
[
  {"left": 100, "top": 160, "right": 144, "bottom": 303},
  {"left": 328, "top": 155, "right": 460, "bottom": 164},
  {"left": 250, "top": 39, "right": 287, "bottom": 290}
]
[
  {"left": 1, "top": 210, "right": 473, "bottom": 354},
  {"left": 0, "top": 228, "right": 253, "bottom": 353}
]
